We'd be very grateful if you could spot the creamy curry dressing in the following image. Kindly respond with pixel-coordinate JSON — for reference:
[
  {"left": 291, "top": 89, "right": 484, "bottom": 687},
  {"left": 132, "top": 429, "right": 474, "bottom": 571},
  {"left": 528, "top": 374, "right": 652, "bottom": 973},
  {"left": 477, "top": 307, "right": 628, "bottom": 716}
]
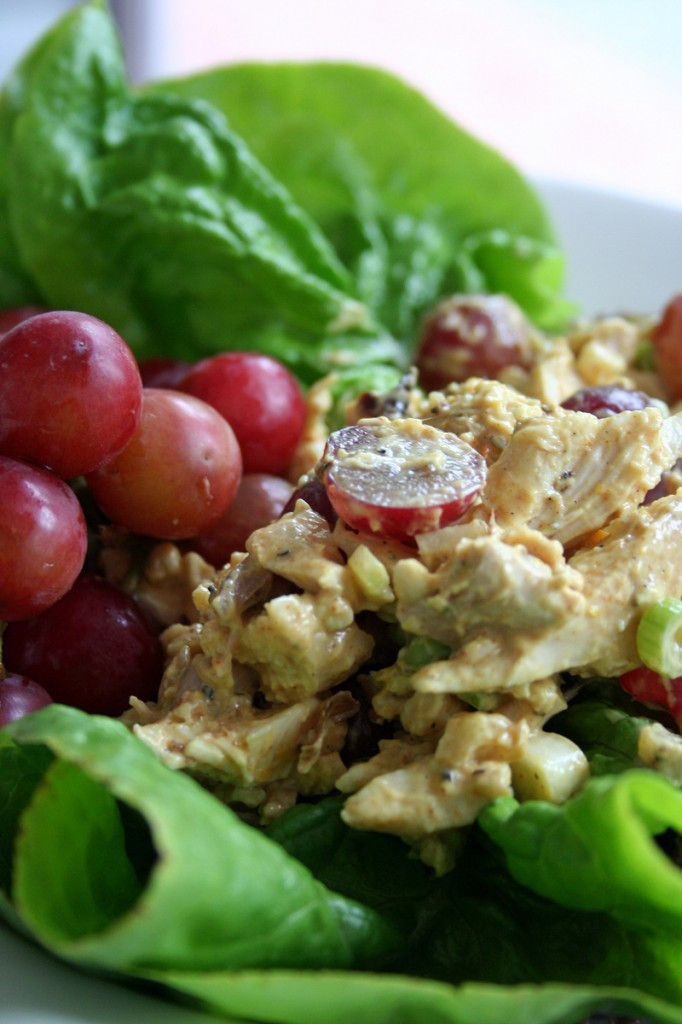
[{"left": 123, "top": 306, "right": 682, "bottom": 872}]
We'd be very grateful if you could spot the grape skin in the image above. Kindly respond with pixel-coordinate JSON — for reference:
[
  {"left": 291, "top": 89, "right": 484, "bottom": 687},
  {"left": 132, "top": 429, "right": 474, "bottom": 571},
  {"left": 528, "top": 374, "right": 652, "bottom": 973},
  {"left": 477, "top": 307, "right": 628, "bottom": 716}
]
[
  {"left": 416, "top": 294, "right": 533, "bottom": 390},
  {"left": 3, "top": 576, "right": 164, "bottom": 716},
  {"left": 180, "top": 352, "right": 306, "bottom": 475},
  {"left": 0, "top": 456, "right": 88, "bottom": 621},
  {"left": 87, "top": 388, "right": 242, "bottom": 540},
  {"left": 0, "top": 673, "right": 53, "bottom": 726},
  {"left": 191, "top": 473, "right": 293, "bottom": 566},
  {"left": 0, "top": 311, "right": 143, "bottom": 478}
]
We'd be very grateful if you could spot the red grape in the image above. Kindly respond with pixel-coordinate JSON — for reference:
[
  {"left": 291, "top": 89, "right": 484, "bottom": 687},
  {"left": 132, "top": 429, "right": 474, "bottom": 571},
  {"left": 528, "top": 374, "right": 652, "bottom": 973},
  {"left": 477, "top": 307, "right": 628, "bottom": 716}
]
[
  {"left": 87, "top": 388, "right": 242, "bottom": 540},
  {"left": 416, "top": 294, "right": 533, "bottom": 390},
  {"left": 138, "top": 356, "right": 191, "bottom": 389},
  {"left": 651, "top": 294, "right": 682, "bottom": 401},
  {"left": 0, "top": 456, "right": 88, "bottom": 621},
  {"left": 180, "top": 352, "right": 306, "bottom": 475},
  {"left": 0, "top": 311, "right": 143, "bottom": 478},
  {"left": 3, "top": 576, "right": 163, "bottom": 716},
  {"left": 281, "top": 475, "right": 339, "bottom": 527},
  {"left": 190, "top": 472, "right": 293, "bottom": 565},
  {"left": 561, "top": 385, "right": 655, "bottom": 418},
  {"left": 619, "top": 665, "right": 682, "bottom": 719},
  {"left": 0, "top": 673, "right": 53, "bottom": 725},
  {"left": 321, "top": 420, "right": 486, "bottom": 542},
  {"left": 0, "top": 305, "right": 48, "bottom": 335}
]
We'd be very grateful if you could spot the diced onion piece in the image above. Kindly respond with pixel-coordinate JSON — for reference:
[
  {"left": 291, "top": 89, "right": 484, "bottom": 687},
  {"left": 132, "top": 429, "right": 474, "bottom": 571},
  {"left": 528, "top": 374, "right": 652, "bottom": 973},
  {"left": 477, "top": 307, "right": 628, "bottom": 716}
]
[
  {"left": 511, "top": 732, "right": 589, "bottom": 804},
  {"left": 636, "top": 597, "right": 682, "bottom": 678}
]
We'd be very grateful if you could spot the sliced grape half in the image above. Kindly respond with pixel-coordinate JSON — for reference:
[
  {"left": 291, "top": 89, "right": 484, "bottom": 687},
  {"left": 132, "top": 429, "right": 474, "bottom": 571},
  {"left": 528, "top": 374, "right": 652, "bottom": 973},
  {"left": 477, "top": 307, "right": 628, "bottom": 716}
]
[{"left": 321, "top": 419, "right": 486, "bottom": 542}]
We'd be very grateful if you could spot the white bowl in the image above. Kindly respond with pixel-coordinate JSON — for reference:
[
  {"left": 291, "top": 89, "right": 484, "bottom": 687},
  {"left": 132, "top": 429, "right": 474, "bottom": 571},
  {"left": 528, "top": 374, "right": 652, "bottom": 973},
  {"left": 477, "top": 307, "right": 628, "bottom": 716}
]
[{"left": 537, "top": 178, "right": 682, "bottom": 316}]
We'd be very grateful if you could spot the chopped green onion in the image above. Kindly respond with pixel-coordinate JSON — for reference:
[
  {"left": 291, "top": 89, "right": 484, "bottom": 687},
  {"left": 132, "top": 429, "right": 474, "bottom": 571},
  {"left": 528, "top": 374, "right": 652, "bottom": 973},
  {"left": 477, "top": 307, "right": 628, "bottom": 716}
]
[
  {"left": 636, "top": 597, "right": 682, "bottom": 678},
  {"left": 459, "top": 691, "right": 500, "bottom": 712},
  {"left": 402, "top": 635, "right": 451, "bottom": 671}
]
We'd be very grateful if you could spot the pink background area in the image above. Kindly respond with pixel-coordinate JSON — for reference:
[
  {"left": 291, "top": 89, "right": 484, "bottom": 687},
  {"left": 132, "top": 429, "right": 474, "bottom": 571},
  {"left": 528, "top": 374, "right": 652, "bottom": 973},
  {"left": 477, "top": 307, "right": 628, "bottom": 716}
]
[{"left": 126, "top": 0, "right": 682, "bottom": 208}]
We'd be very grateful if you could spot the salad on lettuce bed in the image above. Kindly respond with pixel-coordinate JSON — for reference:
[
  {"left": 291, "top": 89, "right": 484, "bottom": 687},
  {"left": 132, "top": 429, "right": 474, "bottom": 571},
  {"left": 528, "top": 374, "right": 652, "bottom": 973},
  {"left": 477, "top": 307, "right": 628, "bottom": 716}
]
[{"left": 2, "top": 3, "right": 682, "bottom": 1024}]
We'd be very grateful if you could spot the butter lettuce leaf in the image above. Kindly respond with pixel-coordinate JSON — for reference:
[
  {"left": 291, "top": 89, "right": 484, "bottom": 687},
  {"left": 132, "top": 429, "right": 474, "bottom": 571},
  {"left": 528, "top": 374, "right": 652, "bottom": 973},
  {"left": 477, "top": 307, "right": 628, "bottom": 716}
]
[
  {"left": 0, "top": 1, "right": 382, "bottom": 370},
  {"left": 145, "top": 968, "right": 682, "bottom": 1024},
  {"left": 159, "top": 60, "right": 575, "bottom": 335},
  {"left": 0, "top": 0, "right": 573, "bottom": 388},
  {"left": 1, "top": 704, "right": 396, "bottom": 972},
  {"left": 5, "top": 710, "right": 682, "bottom": 1023},
  {"left": 480, "top": 770, "right": 682, "bottom": 937}
]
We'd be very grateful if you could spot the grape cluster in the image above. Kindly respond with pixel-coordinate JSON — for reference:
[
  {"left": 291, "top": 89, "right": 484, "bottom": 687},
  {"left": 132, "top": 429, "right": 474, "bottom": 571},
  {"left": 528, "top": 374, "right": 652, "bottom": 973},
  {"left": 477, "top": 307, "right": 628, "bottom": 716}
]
[{"left": 0, "top": 308, "right": 304, "bottom": 724}]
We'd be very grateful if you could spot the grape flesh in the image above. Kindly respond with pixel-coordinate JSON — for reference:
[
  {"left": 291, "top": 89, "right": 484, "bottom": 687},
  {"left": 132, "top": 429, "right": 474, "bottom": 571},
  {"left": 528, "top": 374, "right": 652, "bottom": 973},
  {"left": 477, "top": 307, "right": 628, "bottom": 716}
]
[
  {"left": 0, "top": 673, "right": 53, "bottom": 726},
  {"left": 416, "top": 294, "right": 533, "bottom": 390},
  {"left": 0, "top": 456, "right": 88, "bottom": 620},
  {"left": 87, "top": 388, "right": 242, "bottom": 540},
  {"left": 3, "top": 576, "right": 164, "bottom": 716},
  {"left": 180, "top": 352, "right": 306, "bottom": 475},
  {"left": 0, "top": 311, "right": 143, "bottom": 478},
  {"left": 322, "top": 420, "right": 486, "bottom": 542}
]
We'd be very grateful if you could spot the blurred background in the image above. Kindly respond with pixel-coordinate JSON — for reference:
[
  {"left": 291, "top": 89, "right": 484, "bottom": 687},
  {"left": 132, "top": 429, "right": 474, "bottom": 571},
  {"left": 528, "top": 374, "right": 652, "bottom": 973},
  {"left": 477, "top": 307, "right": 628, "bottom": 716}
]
[{"left": 3, "top": 0, "right": 682, "bottom": 210}]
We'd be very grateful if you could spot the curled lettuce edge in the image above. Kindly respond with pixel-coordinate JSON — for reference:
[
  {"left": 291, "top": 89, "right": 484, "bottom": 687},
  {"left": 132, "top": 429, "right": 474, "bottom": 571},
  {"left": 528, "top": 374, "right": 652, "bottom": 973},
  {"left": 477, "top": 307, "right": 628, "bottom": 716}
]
[{"left": 2, "top": 709, "right": 682, "bottom": 1022}]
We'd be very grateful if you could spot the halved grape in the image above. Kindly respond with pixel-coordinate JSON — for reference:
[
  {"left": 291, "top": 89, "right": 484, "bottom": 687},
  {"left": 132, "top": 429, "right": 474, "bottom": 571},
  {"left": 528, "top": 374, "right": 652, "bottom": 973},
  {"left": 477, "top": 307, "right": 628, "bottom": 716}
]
[
  {"left": 561, "top": 385, "right": 655, "bottom": 418},
  {"left": 87, "top": 389, "right": 242, "bottom": 540},
  {"left": 0, "top": 456, "right": 88, "bottom": 620},
  {"left": 416, "top": 294, "right": 533, "bottom": 390},
  {"left": 0, "top": 311, "right": 143, "bottom": 478},
  {"left": 321, "top": 419, "right": 486, "bottom": 542},
  {"left": 180, "top": 352, "right": 306, "bottom": 474},
  {"left": 651, "top": 294, "right": 682, "bottom": 402},
  {"left": 3, "top": 576, "right": 163, "bottom": 716},
  {"left": 0, "top": 673, "right": 53, "bottom": 726}
]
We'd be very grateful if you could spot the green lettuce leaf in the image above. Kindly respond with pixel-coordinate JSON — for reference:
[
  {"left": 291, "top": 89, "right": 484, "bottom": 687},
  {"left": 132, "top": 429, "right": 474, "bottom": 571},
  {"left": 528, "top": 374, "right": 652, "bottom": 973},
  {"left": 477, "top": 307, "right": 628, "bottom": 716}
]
[
  {"left": 0, "top": 0, "right": 573, "bottom": 389},
  {"left": 5, "top": 710, "right": 682, "bottom": 1023},
  {"left": 159, "top": 60, "right": 575, "bottom": 335},
  {"left": 552, "top": 681, "right": 657, "bottom": 776},
  {"left": 480, "top": 769, "right": 682, "bottom": 937},
  {"left": 268, "top": 796, "right": 682, "bottom": 1004},
  {"left": 0, "top": 1, "right": 380, "bottom": 369},
  {"left": 143, "top": 968, "right": 682, "bottom": 1024},
  {"left": 1, "top": 704, "right": 396, "bottom": 972}
]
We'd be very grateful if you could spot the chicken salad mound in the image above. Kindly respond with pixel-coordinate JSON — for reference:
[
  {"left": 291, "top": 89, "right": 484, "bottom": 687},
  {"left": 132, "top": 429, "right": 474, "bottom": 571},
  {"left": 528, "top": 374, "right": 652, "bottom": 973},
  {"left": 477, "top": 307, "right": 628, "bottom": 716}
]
[{"left": 124, "top": 295, "right": 682, "bottom": 872}]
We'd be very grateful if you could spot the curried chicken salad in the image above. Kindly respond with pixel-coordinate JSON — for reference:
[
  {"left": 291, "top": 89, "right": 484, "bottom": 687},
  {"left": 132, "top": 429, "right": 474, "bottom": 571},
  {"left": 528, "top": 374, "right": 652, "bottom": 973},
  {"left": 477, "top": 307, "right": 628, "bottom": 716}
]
[{"left": 118, "top": 300, "right": 682, "bottom": 872}]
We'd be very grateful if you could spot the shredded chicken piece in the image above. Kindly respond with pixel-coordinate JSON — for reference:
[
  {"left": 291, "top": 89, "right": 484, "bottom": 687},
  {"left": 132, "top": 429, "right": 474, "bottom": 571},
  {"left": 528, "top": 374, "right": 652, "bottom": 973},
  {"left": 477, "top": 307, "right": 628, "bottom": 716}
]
[
  {"left": 394, "top": 523, "right": 585, "bottom": 645},
  {"left": 484, "top": 408, "right": 682, "bottom": 546},
  {"left": 422, "top": 378, "right": 546, "bottom": 464},
  {"left": 413, "top": 492, "right": 682, "bottom": 694},
  {"left": 340, "top": 712, "right": 527, "bottom": 841}
]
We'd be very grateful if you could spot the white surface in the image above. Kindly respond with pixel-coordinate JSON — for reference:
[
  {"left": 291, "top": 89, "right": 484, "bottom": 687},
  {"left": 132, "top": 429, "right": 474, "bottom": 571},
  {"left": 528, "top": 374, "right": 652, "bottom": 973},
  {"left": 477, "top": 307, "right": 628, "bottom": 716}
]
[
  {"left": 537, "top": 179, "right": 682, "bottom": 317},
  {"left": 0, "top": 926, "right": 217, "bottom": 1024},
  {"left": 1, "top": 181, "right": 681, "bottom": 1023},
  {"left": 117, "top": 0, "right": 682, "bottom": 209}
]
